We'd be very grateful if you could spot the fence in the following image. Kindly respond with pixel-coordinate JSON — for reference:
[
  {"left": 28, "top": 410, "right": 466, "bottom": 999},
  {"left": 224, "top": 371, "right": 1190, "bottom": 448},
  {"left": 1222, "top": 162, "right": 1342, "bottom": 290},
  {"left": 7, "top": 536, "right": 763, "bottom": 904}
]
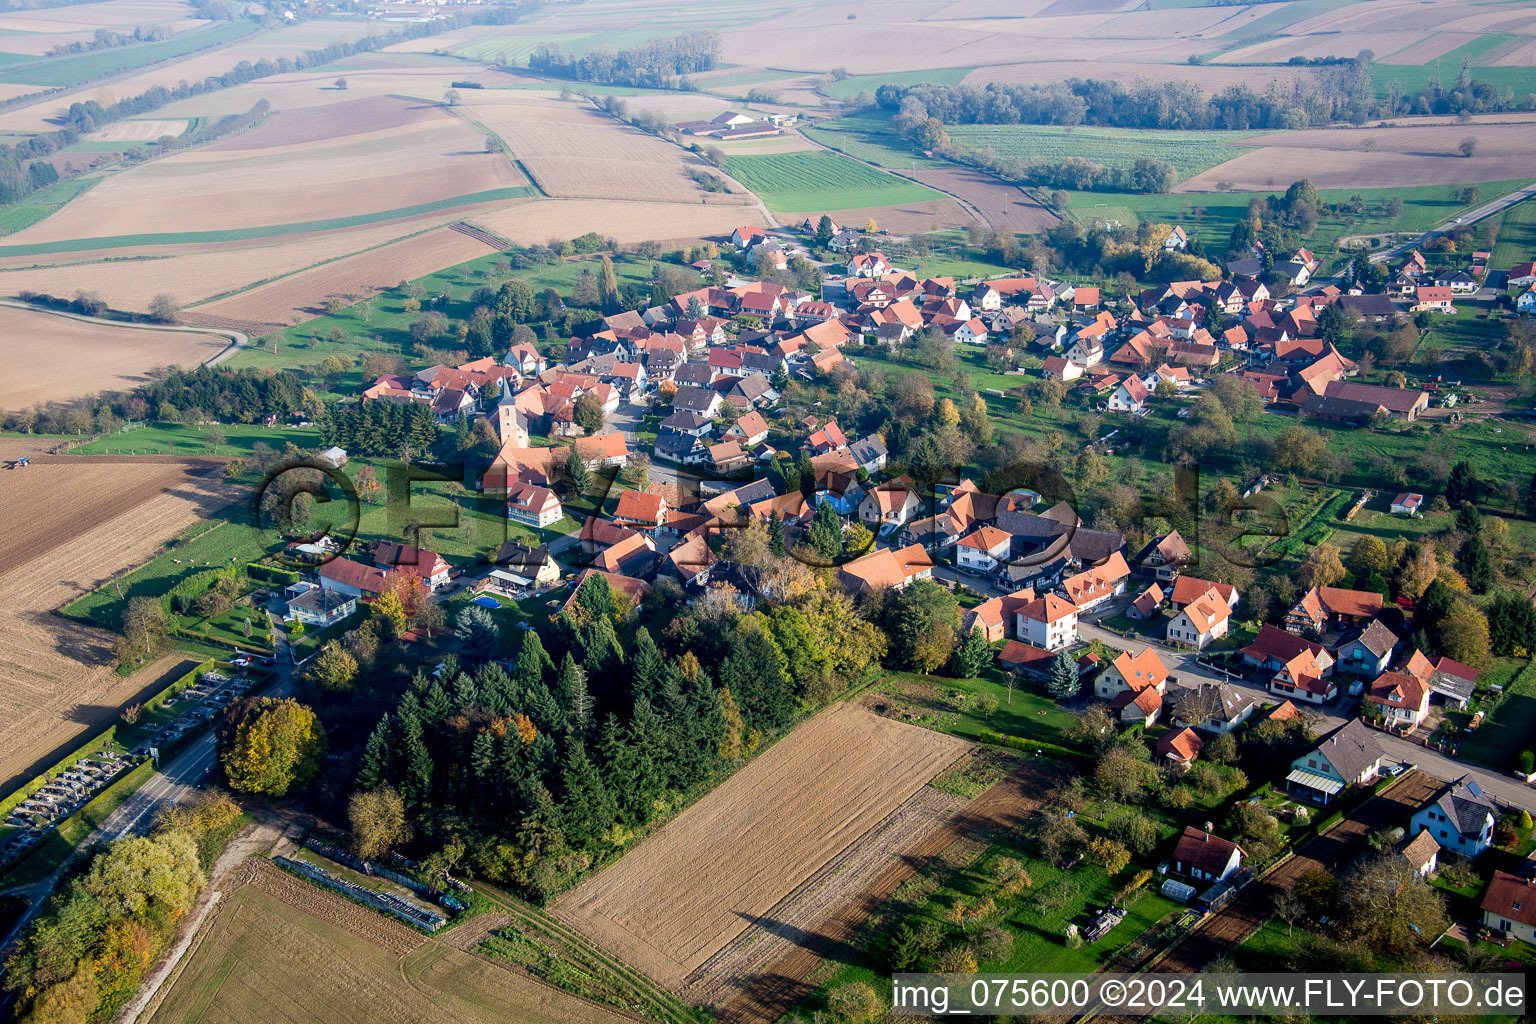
[
  {"left": 275, "top": 855, "right": 445, "bottom": 931},
  {"left": 303, "top": 837, "right": 444, "bottom": 902}
]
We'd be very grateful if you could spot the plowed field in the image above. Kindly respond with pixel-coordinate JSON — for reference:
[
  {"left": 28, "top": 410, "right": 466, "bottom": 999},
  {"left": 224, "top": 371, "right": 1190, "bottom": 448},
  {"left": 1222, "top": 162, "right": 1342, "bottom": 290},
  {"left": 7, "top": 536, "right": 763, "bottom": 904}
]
[{"left": 553, "top": 702, "right": 968, "bottom": 991}]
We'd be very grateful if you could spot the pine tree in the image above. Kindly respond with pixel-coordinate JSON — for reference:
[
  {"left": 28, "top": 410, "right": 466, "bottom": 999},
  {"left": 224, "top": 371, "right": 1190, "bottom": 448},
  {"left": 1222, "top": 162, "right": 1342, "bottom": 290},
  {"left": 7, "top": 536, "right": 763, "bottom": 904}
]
[
  {"left": 559, "top": 653, "right": 593, "bottom": 732},
  {"left": 478, "top": 661, "right": 514, "bottom": 716},
  {"left": 1446, "top": 460, "right": 1480, "bottom": 505},
  {"left": 558, "top": 741, "right": 614, "bottom": 849},
  {"left": 626, "top": 697, "right": 668, "bottom": 820},
  {"left": 470, "top": 730, "right": 498, "bottom": 797},
  {"left": 400, "top": 721, "right": 434, "bottom": 807},
  {"left": 1456, "top": 536, "right": 1494, "bottom": 593},
  {"left": 596, "top": 713, "right": 636, "bottom": 821},
  {"left": 1046, "top": 651, "right": 1081, "bottom": 700},
  {"left": 722, "top": 627, "right": 792, "bottom": 731},
  {"left": 423, "top": 681, "right": 452, "bottom": 723},
  {"left": 768, "top": 510, "right": 786, "bottom": 557},
  {"left": 950, "top": 628, "right": 992, "bottom": 679},
  {"left": 631, "top": 627, "right": 664, "bottom": 706},
  {"left": 514, "top": 631, "right": 551, "bottom": 700},
  {"left": 357, "top": 719, "right": 393, "bottom": 790},
  {"left": 452, "top": 672, "right": 479, "bottom": 712},
  {"left": 1456, "top": 501, "right": 1483, "bottom": 537}
]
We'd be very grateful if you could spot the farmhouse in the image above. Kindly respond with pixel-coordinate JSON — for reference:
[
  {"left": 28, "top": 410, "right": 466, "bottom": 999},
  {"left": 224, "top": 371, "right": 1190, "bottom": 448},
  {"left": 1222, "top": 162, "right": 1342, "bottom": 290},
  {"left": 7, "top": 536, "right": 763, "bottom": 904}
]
[
  {"left": 1286, "top": 586, "right": 1382, "bottom": 633},
  {"left": 373, "top": 542, "right": 451, "bottom": 592}
]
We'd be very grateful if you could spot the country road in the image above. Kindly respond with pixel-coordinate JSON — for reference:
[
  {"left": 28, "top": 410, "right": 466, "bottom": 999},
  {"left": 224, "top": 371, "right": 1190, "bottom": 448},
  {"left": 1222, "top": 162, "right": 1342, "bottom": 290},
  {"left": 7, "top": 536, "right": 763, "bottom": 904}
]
[
  {"left": 0, "top": 298, "right": 249, "bottom": 365},
  {"left": 1368, "top": 179, "right": 1536, "bottom": 264}
]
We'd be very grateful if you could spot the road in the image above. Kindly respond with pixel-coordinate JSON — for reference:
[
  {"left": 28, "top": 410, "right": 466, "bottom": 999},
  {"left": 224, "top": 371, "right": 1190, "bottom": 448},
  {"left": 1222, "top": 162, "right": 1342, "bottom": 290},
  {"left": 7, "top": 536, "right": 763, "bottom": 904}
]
[
  {"left": 0, "top": 297, "right": 249, "bottom": 365},
  {"left": 0, "top": 640, "right": 298, "bottom": 957},
  {"left": 1368, "top": 180, "right": 1536, "bottom": 264}
]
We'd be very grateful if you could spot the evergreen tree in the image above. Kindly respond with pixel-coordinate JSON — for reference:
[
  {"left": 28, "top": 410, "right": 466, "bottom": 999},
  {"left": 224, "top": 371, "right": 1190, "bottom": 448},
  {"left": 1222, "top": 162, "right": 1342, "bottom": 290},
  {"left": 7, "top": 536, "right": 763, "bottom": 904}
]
[
  {"left": 626, "top": 697, "right": 669, "bottom": 820},
  {"left": 767, "top": 509, "right": 786, "bottom": 557},
  {"left": 470, "top": 729, "right": 498, "bottom": 805},
  {"left": 558, "top": 653, "right": 594, "bottom": 732},
  {"left": 815, "top": 214, "right": 835, "bottom": 246},
  {"left": 1445, "top": 461, "right": 1480, "bottom": 505},
  {"left": 423, "top": 681, "right": 453, "bottom": 724},
  {"left": 1456, "top": 536, "right": 1494, "bottom": 593},
  {"left": 806, "top": 501, "right": 843, "bottom": 560},
  {"left": 596, "top": 713, "right": 637, "bottom": 822},
  {"left": 357, "top": 719, "right": 393, "bottom": 790},
  {"left": 400, "top": 719, "right": 434, "bottom": 807},
  {"left": 558, "top": 741, "right": 614, "bottom": 848},
  {"left": 950, "top": 628, "right": 992, "bottom": 679},
  {"left": 631, "top": 626, "right": 665, "bottom": 706},
  {"left": 514, "top": 631, "right": 552, "bottom": 700},
  {"left": 452, "top": 672, "right": 479, "bottom": 712},
  {"left": 1046, "top": 651, "right": 1081, "bottom": 699},
  {"left": 722, "top": 627, "right": 792, "bottom": 731},
  {"left": 478, "top": 661, "right": 514, "bottom": 716},
  {"left": 1489, "top": 592, "right": 1536, "bottom": 656},
  {"left": 1456, "top": 501, "right": 1484, "bottom": 537}
]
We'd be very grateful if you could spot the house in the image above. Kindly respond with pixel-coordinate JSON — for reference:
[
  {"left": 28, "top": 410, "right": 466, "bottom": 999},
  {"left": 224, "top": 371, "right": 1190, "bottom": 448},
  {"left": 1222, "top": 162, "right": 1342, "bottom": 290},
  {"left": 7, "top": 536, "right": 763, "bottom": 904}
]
[
  {"left": 1060, "top": 551, "right": 1132, "bottom": 613},
  {"left": 838, "top": 543, "right": 935, "bottom": 593},
  {"left": 1106, "top": 374, "right": 1151, "bottom": 414},
  {"left": 1308, "top": 380, "right": 1429, "bottom": 422},
  {"left": 1286, "top": 586, "right": 1383, "bottom": 633},
  {"left": 972, "top": 277, "right": 1037, "bottom": 311},
  {"left": 849, "top": 434, "right": 889, "bottom": 474},
  {"left": 725, "top": 410, "right": 770, "bottom": 446},
  {"left": 963, "top": 587, "right": 1036, "bottom": 643},
  {"left": 998, "top": 640, "right": 1055, "bottom": 679},
  {"left": 858, "top": 483, "right": 920, "bottom": 529},
  {"left": 1015, "top": 593, "right": 1079, "bottom": 651},
  {"left": 1133, "top": 531, "right": 1191, "bottom": 582},
  {"left": 1168, "top": 576, "right": 1238, "bottom": 613},
  {"left": 1429, "top": 656, "right": 1479, "bottom": 710},
  {"left": 1287, "top": 717, "right": 1383, "bottom": 803},
  {"left": 1518, "top": 285, "right": 1536, "bottom": 314},
  {"left": 1267, "top": 647, "right": 1337, "bottom": 705},
  {"left": 1111, "top": 685, "right": 1163, "bottom": 726},
  {"left": 592, "top": 530, "right": 658, "bottom": 578},
  {"left": 1073, "top": 286, "right": 1101, "bottom": 311},
  {"left": 707, "top": 440, "right": 750, "bottom": 472},
  {"left": 612, "top": 490, "right": 668, "bottom": 531},
  {"left": 1172, "top": 682, "right": 1255, "bottom": 734},
  {"left": 1510, "top": 261, "right": 1536, "bottom": 287},
  {"left": 1165, "top": 587, "right": 1231, "bottom": 650},
  {"left": 730, "top": 225, "right": 767, "bottom": 248},
  {"left": 1096, "top": 647, "right": 1169, "bottom": 701},
  {"left": 801, "top": 215, "right": 838, "bottom": 235},
  {"left": 1127, "top": 584, "right": 1163, "bottom": 621},
  {"left": 1367, "top": 669, "right": 1430, "bottom": 731},
  {"left": 1411, "top": 286, "right": 1455, "bottom": 313},
  {"left": 803, "top": 420, "right": 849, "bottom": 456},
  {"left": 672, "top": 384, "right": 724, "bottom": 419},
  {"left": 1397, "top": 829, "right": 1440, "bottom": 878},
  {"left": 1171, "top": 828, "right": 1244, "bottom": 883},
  {"left": 372, "top": 542, "right": 451, "bottom": 592},
  {"left": 1411, "top": 775, "right": 1496, "bottom": 858},
  {"left": 1481, "top": 872, "right": 1536, "bottom": 943},
  {"left": 1242, "top": 625, "right": 1335, "bottom": 680},
  {"left": 507, "top": 483, "right": 563, "bottom": 528},
  {"left": 575, "top": 431, "right": 631, "bottom": 469},
  {"left": 1336, "top": 619, "right": 1398, "bottom": 677},
  {"left": 1041, "top": 355, "right": 1083, "bottom": 382},
  {"left": 1281, "top": 248, "right": 1318, "bottom": 287},
  {"left": 491, "top": 541, "right": 560, "bottom": 588},
  {"left": 1157, "top": 726, "right": 1203, "bottom": 769},
  {"left": 846, "top": 252, "right": 892, "bottom": 278},
  {"left": 1163, "top": 226, "right": 1188, "bottom": 251},
  {"left": 317, "top": 556, "right": 390, "bottom": 599},
  {"left": 1390, "top": 492, "right": 1423, "bottom": 515},
  {"left": 956, "top": 525, "right": 1012, "bottom": 574},
  {"left": 286, "top": 586, "right": 356, "bottom": 628},
  {"left": 1433, "top": 269, "right": 1479, "bottom": 295}
]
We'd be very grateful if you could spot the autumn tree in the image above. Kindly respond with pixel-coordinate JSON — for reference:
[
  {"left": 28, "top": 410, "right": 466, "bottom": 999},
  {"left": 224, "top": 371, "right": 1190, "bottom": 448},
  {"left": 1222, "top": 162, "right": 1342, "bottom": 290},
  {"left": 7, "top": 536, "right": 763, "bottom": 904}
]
[
  {"left": 889, "top": 579, "right": 961, "bottom": 673},
  {"left": 348, "top": 787, "right": 410, "bottom": 860},
  {"left": 1295, "top": 543, "right": 1345, "bottom": 591},
  {"left": 221, "top": 697, "right": 326, "bottom": 796},
  {"left": 311, "top": 641, "right": 359, "bottom": 691},
  {"left": 1342, "top": 854, "right": 1447, "bottom": 953}
]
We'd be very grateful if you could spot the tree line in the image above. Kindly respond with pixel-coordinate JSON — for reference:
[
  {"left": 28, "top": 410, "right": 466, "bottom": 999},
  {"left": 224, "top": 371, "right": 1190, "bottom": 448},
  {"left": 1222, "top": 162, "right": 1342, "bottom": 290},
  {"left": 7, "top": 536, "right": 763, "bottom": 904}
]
[
  {"left": 318, "top": 400, "right": 440, "bottom": 460},
  {"left": 526, "top": 30, "right": 720, "bottom": 88}
]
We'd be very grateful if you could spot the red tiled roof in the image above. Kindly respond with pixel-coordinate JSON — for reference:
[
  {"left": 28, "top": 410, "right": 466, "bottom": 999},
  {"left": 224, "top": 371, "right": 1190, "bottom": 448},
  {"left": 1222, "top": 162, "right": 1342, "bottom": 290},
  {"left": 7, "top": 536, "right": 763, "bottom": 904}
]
[{"left": 1172, "top": 827, "right": 1242, "bottom": 876}]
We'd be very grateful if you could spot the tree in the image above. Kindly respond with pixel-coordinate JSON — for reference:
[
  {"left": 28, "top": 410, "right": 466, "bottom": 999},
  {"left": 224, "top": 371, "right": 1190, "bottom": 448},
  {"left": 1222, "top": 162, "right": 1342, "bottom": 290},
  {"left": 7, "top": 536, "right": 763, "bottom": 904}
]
[
  {"left": 348, "top": 787, "right": 409, "bottom": 860},
  {"left": 1341, "top": 854, "right": 1447, "bottom": 953},
  {"left": 114, "top": 596, "right": 171, "bottom": 668},
  {"left": 221, "top": 697, "right": 326, "bottom": 796},
  {"left": 1273, "top": 889, "right": 1305, "bottom": 937},
  {"left": 454, "top": 603, "right": 500, "bottom": 659},
  {"left": 444, "top": 88, "right": 461, "bottom": 106},
  {"left": 1456, "top": 501, "right": 1484, "bottom": 537},
  {"left": 311, "top": 641, "right": 359, "bottom": 691},
  {"left": 1294, "top": 867, "right": 1342, "bottom": 916},
  {"left": 598, "top": 255, "right": 620, "bottom": 312},
  {"left": 1047, "top": 651, "right": 1081, "bottom": 699},
  {"left": 574, "top": 391, "right": 606, "bottom": 433},
  {"left": 1445, "top": 460, "right": 1480, "bottom": 504},
  {"left": 1035, "top": 806, "right": 1088, "bottom": 867},
  {"left": 147, "top": 293, "right": 180, "bottom": 323},
  {"left": 1455, "top": 536, "right": 1493, "bottom": 594},
  {"left": 950, "top": 628, "right": 991, "bottom": 678},
  {"left": 1295, "top": 543, "right": 1345, "bottom": 591},
  {"left": 1067, "top": 705, "right": 1116, "bottom": 754},
  {"left": 564, "top": 446, "right": 592, "bottom": 494},
  {"left": 1435, "top": 600, "right": 1492, "bottom": 668},
  {"left": 1489, "top": 592, "right": 1536, "bottom": 656},
  {"left": 1459, "top": 136, "right": 1478, "bottom": 157},
  {"left": 1095, "top": 747, "right": 1160, "bottom": 803},
  {"left": 826, "top": 982, "right": 882, "bottom": 1024},
  {"left": 334, "top": 77, "right": 348, "bottom": 90},
  {"left": 815, "top": 214, "right": 835, "bottom": 246},
  {"left": 1348, "top": 535, "right": 1390, "bottom": 580},
  {"left": 890, "top": 580, "right": 961, "bottom": 674},
  {"left": 572, "top": 267, "right": 600, "bottom": 307},
  {"left": 1087, "top": 837, "right": 1130, "bottom": 875}
]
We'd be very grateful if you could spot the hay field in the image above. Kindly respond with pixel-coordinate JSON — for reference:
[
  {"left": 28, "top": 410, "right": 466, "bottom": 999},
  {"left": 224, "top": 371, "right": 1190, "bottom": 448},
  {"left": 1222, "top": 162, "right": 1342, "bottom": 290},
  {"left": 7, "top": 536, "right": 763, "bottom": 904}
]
[
  {"left": 553, "top": 702, "right": 967, "bottom": 991},
  {"left": 0, "top": 305, "right": 228, "bottom": 409},
  {"left": 0, "top": 442, "right": 228, "bottom": 794},
  {"left": 466, "top": 93, "right": 718, "bottom": 203},
  {"left": 3, "top": 96, "right": 524, "bottom": 246},
  {"left": 197, "top": 225, "right": 501, "bottom": 328},
  {"left": 1182, "top": 119, "right": 1536, "bottom": 191},
  {"left": 147, "top": 860, "right": 632, "bottom": 1024},
  {"left": 470, "top": 198, "right": 764, "bottom": 246}
]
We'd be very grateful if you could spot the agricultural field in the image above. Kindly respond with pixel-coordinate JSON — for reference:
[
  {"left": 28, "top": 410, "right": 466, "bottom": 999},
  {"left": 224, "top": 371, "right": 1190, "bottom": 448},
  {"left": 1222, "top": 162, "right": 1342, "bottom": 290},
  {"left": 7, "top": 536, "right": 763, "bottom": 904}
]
[
  {"left": 148, "top": 859, "right": 633, "bottom": 1024},
  {"left": 0, "top": 305, "right": 230, "bottom": 410},
  {"left": 0, "top": 438, "right": 230, "bottom": 794},
  {"left": 948, "top": 123, "right": 1263, "bottom": 180},
  {"left": 0, "top": 20, "right": 255, "bottom": 88},
  {"left": 553, "top": 701, "right": 968, "bottom": 992},
  {"left": 1181, "top": 118, "right": 1536, "bottom": 192},
  {"left": 0, "top": 96, "right": 527, "bottom": 252},
  {"left": 724, "top": 150, "right": 939, "bottom": 213},
  {"left": 1490, "top": 197, "right": 1536, "bottom": 270}
]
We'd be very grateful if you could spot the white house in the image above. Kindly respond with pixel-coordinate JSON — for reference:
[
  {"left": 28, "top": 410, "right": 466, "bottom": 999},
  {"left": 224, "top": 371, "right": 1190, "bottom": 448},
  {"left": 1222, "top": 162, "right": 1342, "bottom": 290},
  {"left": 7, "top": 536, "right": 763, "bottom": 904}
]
[
  {"left": 286, "top": 586, "right": 356, "bottom": 628},
  {"left": 846, "top": 252, "right": 892, "bottom": 278},
  {"left": 1170, "top": 827, "right": 1243, "bottom": 883},
  {"left": 1367, "top": 669, "right": 1430, "bottom": 731},
  {"left": 507, "top": 483, "right": 563, "bottom": 528},
  {"left": 1481, "top": 872, "right": 1536, "bottom": 944},
  {"left": 955, "top": 525, "right": 1011, "bottom": 575},
  {"left": 1390, "top": 492, "right": 1423, "bottom": 515},
  {"left": 1410, "top": 776, "right": 1496, "bottom": 858},
  {"left": 1106, "top": 375, "right": 1151, "bottom": 414},
  {"left": 1015, "top": 593, "right": 1078, "bottom": 651},
  {"left": 1164, "top": 586, "right": 1230, "bottom": 650},
  {"left": 1095, "top": 647, "right": 1168, "bottom": 701},
  {"left": 1287, "top": 718, "right": 1383, "bottom": 803}
]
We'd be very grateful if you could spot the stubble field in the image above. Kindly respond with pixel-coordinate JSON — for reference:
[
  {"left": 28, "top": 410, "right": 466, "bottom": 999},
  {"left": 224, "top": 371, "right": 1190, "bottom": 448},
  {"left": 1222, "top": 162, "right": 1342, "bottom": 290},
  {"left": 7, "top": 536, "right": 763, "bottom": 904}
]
[
  {"left": 0, "top": 442, "right": 230, "bottom": 794},
  {"left": 552, "top": 702, "right": 968, "bottom": 992},
  {"left": 469, "top": 198, "right": 766, "bottom": 246},
  {"left": 146, "top": 858, "right": 633, "bottom": 1024},
  {"left": 0, "top": 305, "right": 229, "bottom": 410}
]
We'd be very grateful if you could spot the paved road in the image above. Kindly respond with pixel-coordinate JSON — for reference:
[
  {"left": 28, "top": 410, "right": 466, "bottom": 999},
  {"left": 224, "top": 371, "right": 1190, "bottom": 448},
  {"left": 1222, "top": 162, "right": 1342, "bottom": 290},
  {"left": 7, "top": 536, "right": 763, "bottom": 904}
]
[
  {"left": 1368, "top": 180, "right": 1536, "bottom": 264},
  {"left": 0, "top": 641, "right": 298, "bottom": 957}
]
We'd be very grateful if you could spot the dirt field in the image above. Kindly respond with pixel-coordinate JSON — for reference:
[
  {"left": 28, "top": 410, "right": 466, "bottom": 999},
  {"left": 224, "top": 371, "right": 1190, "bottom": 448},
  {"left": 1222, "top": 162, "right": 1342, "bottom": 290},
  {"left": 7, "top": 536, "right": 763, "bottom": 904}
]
[
  {"left": 903, "top": 166, "right": 1059, "bottom": 232},
  {"left": 89, "top": 119, "right": 190, "bottom": 142},
  {"left": 717, "top": 756, "right": 1073, "bottom": 1024},
  {"left": 6, "top": 96, "right": 523, "bottom": 245},
  {"left": 466, "top": 93, "right": 724, "bottom": 204},
  {"left": 0, "top": 442, "right": 232, "bottom": 793},
  {"left": 196, "top": 224, "right": 502, "bottom": 327},
  {"left": 147, "top": 858, "right": 633, "bottom": 1024},
  {"left": 553, "top": 702, "right": 968, "bottom": 992},
  {"left": 0, "top": 305, "right": 229, "bottom": 409},
  {"left": 0, "top": 216, "right": 472, "bottom": 314},
  {"left": 470, "top": 198, "right": 767, "bottom": 246},
  {"left": 1182, "top": 119, "right": 1536, "bottom": 191}
]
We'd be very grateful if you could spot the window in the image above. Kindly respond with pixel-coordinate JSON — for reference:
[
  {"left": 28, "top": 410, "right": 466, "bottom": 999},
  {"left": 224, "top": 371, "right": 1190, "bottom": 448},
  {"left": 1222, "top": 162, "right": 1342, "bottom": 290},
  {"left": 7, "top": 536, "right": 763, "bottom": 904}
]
[{"left": 1516, "top": 902, "right": 1523, "bottom": 912}]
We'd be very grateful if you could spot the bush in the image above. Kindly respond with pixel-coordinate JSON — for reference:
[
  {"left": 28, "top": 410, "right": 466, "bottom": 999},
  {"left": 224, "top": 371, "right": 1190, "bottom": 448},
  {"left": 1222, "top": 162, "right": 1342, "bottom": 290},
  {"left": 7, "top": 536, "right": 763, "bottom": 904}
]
[{"left": 247, "top": 562, "right": 301, "bottom": 585}]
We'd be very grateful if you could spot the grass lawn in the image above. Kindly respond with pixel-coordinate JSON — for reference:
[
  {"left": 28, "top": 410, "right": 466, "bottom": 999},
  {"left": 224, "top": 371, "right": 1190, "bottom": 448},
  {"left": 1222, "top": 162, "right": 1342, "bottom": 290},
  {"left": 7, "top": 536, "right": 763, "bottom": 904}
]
[
  {"left": 821, "top": 66, "right": 973, "bottom": 101},
  {"left": 802, "top": 114, "right": 956, "bottom": 170},
  {"left": 1489, "top": 198, "right": 1536, "bottom": 271},
  {"left": 946, "top": 124, "right": 1265, "bottom": 180},
  {"left": 874, "top": 669, "right": 1077, "bottom": 748},
  {"left": 0, "top": 174, "right": 102, "bottom": 236},
  {"left": 724, "top": 151, "right": 941, "bottom": 213},
  {"left": 66, "top": 422, "right": 320, "bottom": 457},
  {"left": 1458, "top": 659, "right": 1536, "bottom": 770},
  {"left": 0, "top": 21, "right": 257, "bottom": 88}
]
